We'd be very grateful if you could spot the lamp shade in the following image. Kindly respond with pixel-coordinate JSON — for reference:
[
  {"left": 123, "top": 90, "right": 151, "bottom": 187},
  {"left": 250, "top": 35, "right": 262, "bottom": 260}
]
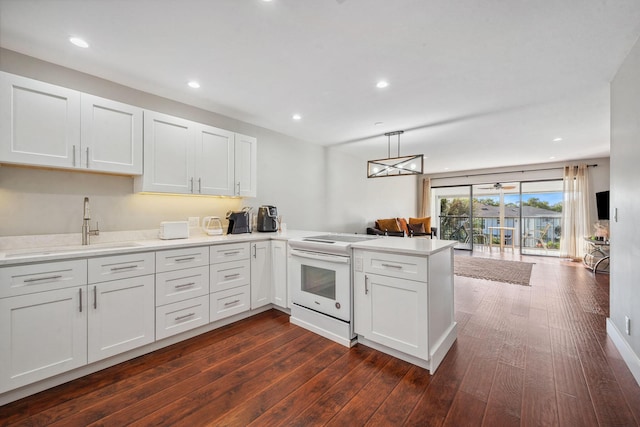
[{"left": 367, "top": 154, "right": 424, "bottom": 178}]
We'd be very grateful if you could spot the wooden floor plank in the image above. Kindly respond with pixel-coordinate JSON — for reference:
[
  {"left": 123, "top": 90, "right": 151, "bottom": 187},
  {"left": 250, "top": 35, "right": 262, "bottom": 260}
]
[{"left": 2, "top": 253, "right": 639, "bottom": 427}]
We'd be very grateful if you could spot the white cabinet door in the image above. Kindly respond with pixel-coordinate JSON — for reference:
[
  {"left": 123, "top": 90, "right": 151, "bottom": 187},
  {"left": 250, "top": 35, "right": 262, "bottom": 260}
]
[
  {"left": 80, "top": 94, "right": 143, "bottom": 175},
  {"left": 0, "top": 71, "right": 80, "bottom": 169},
  {"left": 0, "top": 286, "right": 87, "bottom": 393},
  {"left": 271, "top": 240, "right": 288, "bottom": 308},
  {"left": 355, "top": 273, "right": 428, "bottom": 359},
  {"left": 234, "top": 133, "right": 257, "bottom": 197},
  {"left": 195, "top": 124, "right": 235, "bottom": 195},
  {"left": 250, "top": 241, "right": 271, "bottom": 309},
  {"left": 135, "top": 110, "right": 195, "bottom": 194},
  {"left": 87, "top": 275, "right": 155, "bottom": 363}
]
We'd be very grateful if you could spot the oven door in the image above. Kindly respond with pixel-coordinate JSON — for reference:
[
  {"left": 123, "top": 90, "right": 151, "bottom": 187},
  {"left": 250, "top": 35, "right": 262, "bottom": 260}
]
[{"left": 289, "top": 249, "right": 351, "bottom": 322}]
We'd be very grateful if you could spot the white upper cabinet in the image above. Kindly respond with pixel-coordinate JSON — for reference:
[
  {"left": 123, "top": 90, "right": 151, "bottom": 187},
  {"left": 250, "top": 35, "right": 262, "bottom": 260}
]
[
  {"left": 135, "top": 110, "right": 195, "bottom": 194},
  {"left": 235, "top": 133, "right": 257, "bottom": 197},
  {"left": 80, "top": 94, "right": 143, "bottom": 174},
  {"left": 136, "top": 110, "right": 257, "bottom": 197},
  {"left": 195, "top": 124, "right": 235, "bottom": 196},
  {"left": 0, "top": 71, "right": 80, "bottom": 169},
  {"left": 0, "top": 72, "right": 143, "bottom": 175}
]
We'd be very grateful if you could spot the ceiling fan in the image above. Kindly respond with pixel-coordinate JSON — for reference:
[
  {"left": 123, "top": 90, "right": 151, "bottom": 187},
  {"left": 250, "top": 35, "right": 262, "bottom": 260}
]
[{"left": 478, "top": 183, "right": 517, "bottom": 191}]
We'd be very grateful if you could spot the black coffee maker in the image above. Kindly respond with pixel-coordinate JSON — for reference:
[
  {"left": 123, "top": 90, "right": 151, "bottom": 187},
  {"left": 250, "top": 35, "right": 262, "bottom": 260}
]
[
  {"left": 226, "top": 208, "right": 251, "bottom": 234},
  {"left": 257, "top": 205, "right": 278, "bottom": 232}
]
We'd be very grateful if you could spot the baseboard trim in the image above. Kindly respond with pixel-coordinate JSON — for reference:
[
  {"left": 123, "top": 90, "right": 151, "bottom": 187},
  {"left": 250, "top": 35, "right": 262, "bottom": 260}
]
[{"left": 607, "top": 318, "right": 640, "bottom": 387}]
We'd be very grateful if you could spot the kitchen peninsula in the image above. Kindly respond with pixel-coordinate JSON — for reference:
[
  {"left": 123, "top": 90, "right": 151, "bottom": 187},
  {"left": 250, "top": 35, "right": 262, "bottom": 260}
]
[
  {"left": 0, "top": 231, "right": 456, "bottom": 405},
  {"left": 351, "top": 237, "right": 457, "bottom": 373}
]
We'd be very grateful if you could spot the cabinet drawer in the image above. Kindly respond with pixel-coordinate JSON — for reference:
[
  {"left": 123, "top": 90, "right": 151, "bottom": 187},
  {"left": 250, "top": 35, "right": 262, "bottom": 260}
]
[
  {"left": 210, "top": 285, "right": 250, "bottom": 322},
  {"left": 88, "top": 252, "right": 155, "bottom": 283},
  {"left": 362, "top": 251, "right": 428, "bottom": 282},
  {"left": 210, "top": 242, "right": 250, "bottom": 264},
  {"left": 155, "top": 246, "right": 209, "bottom": 273},
  {"left": 155, "top": 295, "right": 209, "bottom": 340},
  {"left": 156, "top": 266, "right": 209, "bottom": 306},
  {"left": 0, "top": 260, "right": 87, "bottom": 298},
  {"left": 210, "top": 260, "right": 250, "bottom": 292}
]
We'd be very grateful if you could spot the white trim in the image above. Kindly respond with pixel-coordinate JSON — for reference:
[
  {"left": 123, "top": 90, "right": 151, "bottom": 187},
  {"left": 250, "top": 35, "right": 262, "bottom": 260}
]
[{"left": 607, "top": 318, "right": 640, "bottom": 386}]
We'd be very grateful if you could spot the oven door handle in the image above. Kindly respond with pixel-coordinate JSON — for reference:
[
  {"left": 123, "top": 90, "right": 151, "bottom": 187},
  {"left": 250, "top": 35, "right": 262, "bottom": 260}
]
[{"left": 290, "top": 249, "right": 350, "bottom": 264}]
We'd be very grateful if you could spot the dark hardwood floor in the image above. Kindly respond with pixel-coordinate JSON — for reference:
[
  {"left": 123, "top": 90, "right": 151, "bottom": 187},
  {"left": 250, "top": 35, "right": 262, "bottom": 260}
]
[{"left": 1, "top": 251, "right": 639, "bottom": 426}]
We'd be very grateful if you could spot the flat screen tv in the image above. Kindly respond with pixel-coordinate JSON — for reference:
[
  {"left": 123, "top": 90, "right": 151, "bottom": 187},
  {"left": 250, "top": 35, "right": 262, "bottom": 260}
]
[{"left": 596, "top": 191, "right": 610, "bottom": 220}]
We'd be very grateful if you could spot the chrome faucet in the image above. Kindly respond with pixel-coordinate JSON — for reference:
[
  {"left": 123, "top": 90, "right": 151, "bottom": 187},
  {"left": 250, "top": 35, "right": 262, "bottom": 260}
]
[{"left": 82, "top": 197, "right": 100, "bottom": 245}]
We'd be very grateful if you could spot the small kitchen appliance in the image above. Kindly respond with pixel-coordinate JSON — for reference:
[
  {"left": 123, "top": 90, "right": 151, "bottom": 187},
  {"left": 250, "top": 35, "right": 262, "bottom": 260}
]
[
  {"left": 202, "top": 216, "right": 223, "bottom": 236},
  {"left": 159, "top": 221, "right": 189, "bottom": 240},
  {"left": 257, "top": 205, "right": 278, "bottom": 232},
  {"left": 226, "top": 208, "right": 252, "bottom": 234}
]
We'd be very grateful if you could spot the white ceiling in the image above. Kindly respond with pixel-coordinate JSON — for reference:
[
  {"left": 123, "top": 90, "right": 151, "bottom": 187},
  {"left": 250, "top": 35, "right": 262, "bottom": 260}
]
[{"left": 1, "top": 0, "right": 640, "bottom": 174}]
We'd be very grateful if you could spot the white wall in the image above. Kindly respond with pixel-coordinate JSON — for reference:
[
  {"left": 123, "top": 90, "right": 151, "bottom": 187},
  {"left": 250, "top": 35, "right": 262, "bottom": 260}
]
[
  {"left": 0, "top": 49, "right": 416, "bottom": 237},
  {"left": 610, "top": 36, "right": 640, "bottom": 384}
]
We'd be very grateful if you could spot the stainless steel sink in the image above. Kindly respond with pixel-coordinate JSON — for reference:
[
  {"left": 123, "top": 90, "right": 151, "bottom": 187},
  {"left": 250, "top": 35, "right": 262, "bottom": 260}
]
[{"left": 3, "top": 242, "right": 144, "bottom": 258}]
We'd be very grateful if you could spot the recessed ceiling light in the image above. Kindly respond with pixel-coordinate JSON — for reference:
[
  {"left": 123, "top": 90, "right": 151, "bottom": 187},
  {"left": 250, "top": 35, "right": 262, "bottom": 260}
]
[
  {"left": 376, "top": 80, "right": 389, "bottom": 89},
  {"left": 187, "top": 81, "right": 200, "bottom": 89},
  {"left": 553, "top": 137, "right": 563, "bottom": 142},
  {"left": 292, "top": 114, "right": 302, "bottom": 120},
  {"left": 69, "top": 37, "right": 89, "bottom": 48},
  {"left": 549, "top": 156, "right": 556, "bottom": 159}
]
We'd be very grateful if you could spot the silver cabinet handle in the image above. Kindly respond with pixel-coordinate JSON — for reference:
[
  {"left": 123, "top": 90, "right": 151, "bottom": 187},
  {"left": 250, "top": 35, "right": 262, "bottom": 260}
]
[
  {"left": 253, "top": 245, "right": 257, "bottom": 258},
  {"left": 174, "top": 282, "right": 195, "bottom": 289},
  {"left": 224, "top": 273, "right": 240, "bottom": 279},
  {"left": 110, "top": 265, "right": 138, "bottom": 271},
  {"left": 365, "top": 275, "right": 369, "bottom": 295},
  {"left": 72, "top": 145, "right": 77, "bottom": 167},
  {"left": 174, "top": 257, "right": 195, "bottom": 262},
  {"left": 381, "top": 263, "right": 403, "bottom": 269},
  {"left": 224, "top": 250, "right": 240, "bottom": 256},
  {"left": 190, "top": 177, "right": 194, "bottom": 193},
  {"left": 198, "top": 178, "right": 202, "bottom": 193},
  {"left": 86, "top": 147, "right": 90, "bottom": 168},
  {"left": 224, "top": 299, "right": 240, "bottom": 307},
  {"left": 236, "top": 182, "right": 240, "bottom": 195},
  {"left": 79, "top": 288, "right": 83, "bottom": 313},
  {"left": 24, "top": 275, "right": 63, "bottom": 283},
  {"left": 93, "top": 285, "right": 97, "bottom": 309},
  {"left": 175, "top": 312, "right": 195, "bottom": 321}
]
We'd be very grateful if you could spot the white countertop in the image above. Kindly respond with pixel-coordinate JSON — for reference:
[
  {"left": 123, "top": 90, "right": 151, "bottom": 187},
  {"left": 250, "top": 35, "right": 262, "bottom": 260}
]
[
  {"left": 351, "top": 236, "right": 457, "bottom": 256},
  {"left": 0, "top": 229, "right": 324, "bottom": 266},
  {"left": 0, "top": 230, "right": 456, "bottom": 265}
]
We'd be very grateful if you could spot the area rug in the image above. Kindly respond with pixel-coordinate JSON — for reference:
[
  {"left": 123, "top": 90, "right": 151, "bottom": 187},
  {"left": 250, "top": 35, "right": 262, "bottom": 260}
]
[{"left": 454, "top": 256, "right": 534, "bottom": 286}]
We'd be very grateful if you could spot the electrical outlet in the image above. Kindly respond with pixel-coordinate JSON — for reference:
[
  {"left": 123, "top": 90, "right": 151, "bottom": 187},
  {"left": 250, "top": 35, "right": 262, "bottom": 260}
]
[
  {"left": 625, "top": 316, "right": 631, "bottom": 335},
  {"left": 188, "top": 217, "right": 200, "bottom": 227}
]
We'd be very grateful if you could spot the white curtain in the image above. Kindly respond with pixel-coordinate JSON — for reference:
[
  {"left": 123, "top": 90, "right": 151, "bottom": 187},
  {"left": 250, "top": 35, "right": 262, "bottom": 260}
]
[
  {"left": 560, "top": 164, "right": 592, "bottom": 260},
  {"left": 419, "top": 177, "right": 431, "bottom": 218}
]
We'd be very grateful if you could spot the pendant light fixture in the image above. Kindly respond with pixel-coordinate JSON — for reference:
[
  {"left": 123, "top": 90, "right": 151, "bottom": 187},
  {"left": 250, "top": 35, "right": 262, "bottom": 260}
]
[{"left": 367, "top": 130, "right": 424, "bottom": 178}]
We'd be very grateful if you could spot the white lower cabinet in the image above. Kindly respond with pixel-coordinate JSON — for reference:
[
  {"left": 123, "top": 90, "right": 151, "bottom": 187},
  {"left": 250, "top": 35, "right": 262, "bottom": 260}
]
[
  {"left": 87, "top": 253, "right": 155, "bottom": 363},
  {"left": 156, "top": 295, "right": 209, "bottom": 340},
  {"left": 0, "top": 286, "right": 87, "bottom": 393},
  {"left": 354, "top": 273, "right": 427, "bottom": 359},
  {"left": 353, "top": 247, "right": 456, "bottom": 373},
  {"left": 0, "top": 259, "right": 88, "bottom": 393},
  {"left": 271, "top": 240, "right": 288, "bottom": 308},
  {"left": 155, "top": 247, "right": 210, "bottom": 340},
  {"left": 210, "top": 285, "right": 251, "bottom": 322},
  {"left": 250, "top": 241, "right": 271, "bottom": 309},
  {"left": 210, "top": 243, "right": 251, "bottom": 321},
  {"left": 87, "top": 274, "right": 155, "bottom": 363}
]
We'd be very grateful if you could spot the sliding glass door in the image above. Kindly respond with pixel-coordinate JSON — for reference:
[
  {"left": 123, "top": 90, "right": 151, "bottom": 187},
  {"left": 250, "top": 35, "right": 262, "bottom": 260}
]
[
  {"left": 520, "top": 180, "right": 563, "bottom": 256},
  {"left": 471, "top": 182, "right": 520, "bottom": 251},
  {"left": 432, "top": 186, "right": 472, "bottom": 250}
]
